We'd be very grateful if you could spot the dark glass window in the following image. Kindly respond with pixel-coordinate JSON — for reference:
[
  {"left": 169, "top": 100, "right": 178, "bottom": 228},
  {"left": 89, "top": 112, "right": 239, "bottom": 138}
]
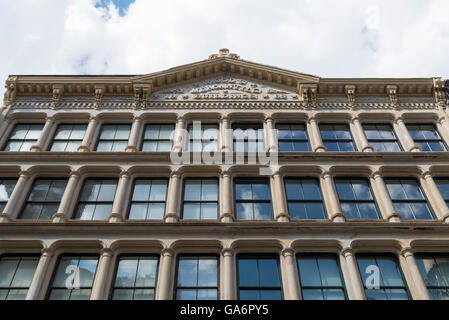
[
  {"left": 96, "top": 124, "right": 131, "bottom": 152},
  {"left": 141, "top": 124, "right": 175, "bottom": 152},
  {"left": 435, "top": 178, "right": 449, "bottom": 208},
  {"left": 128, "top": 179, "right": 168, "bottom": 220},
  {"left": 182, "top": 179, "right": 218, "bottom": 220},
  {"left": 416, "top": 254, "right": 449, "bottom": 300},
  {"left": 406, "top": 124, "right": 447, "bottom": 152},
  {"left": 335, "top": 178, "right": 380, "bottom": 220},
  {"left": 0, "top": 179, "right": 17, "bottom": 212},
  {"left": 234, "top": 179, "right": 272, "bottom": 220},
  {"left": 385, "top": 178, "right": 434, "bottom": 220},
  {"left": 47, "top": 255, "right": 99, "bottom": 300},
  {"left": 357, "top": 254, "right": 410, "bottom": 300},
  {"left": 175, "top": 256, "right": 218, "bottom": 300},
  {"left": 112, "top": 256, "right": 159, "bottom": 300},
  {"left": 50, "top": 124, "right": 87, "bottom": 152},
  {"left": 297, "top": 254, "right": 346, "bottom": 300},
  {"left": 237, "top": 255, "right": 282, "bottom": 300},
  {"left": 276, "top": 124, "right": 310, "bottom": 151},
  {"left": 284, "top": 178, "right": 326, "bottom": 219},
  {"left": 73, "top": 179, "right": 118, "bottom": 220},
  {"left": 232, "top": 124, "right": 265, "bottom": 152},
  {"left": 188, "top": 124, "right": 219, "bottom": 152},
  {"left": 3, "top": 124, "right": 43, "bottom": 152},
  {"left": 320, "top": 124, "right": 355, "bottom": 152},
  {"left": 363, "top": 124, "right": 401, "bottom": 152},
  {"left": 20, "top": 179, "right": 67, "bottom": 220},
  {"left": 0, "top": 256, "right": 39, "bottom": 300}
]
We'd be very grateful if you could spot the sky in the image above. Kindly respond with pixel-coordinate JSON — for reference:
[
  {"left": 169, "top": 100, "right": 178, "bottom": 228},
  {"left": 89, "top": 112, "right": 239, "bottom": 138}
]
[{"left": 0, "top": 0, "right": 448, "bottom": 97}]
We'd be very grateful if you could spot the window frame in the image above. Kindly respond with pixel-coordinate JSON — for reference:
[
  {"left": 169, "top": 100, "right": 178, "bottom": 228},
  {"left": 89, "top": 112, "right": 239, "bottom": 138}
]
[
  {"left": 49, "top": 123, "right": 87, "bottom": 152},
  {"left": 406, "top": 123, "right": 448, "bottom": 152},
  {"left": 415, "top": 253, "right": 449, "bottom": 300},
  {"left": 140, "top": 123, "right": 176, "bottom": 152},
  {"left": 231, "top": 123, "right": 265, "bottom": 153},
  {"left": 362, "top": 123, "right": 403, "bottom": 152},
  {"left": 275, "top": 123, "right": 311, "bottom": 152},
  {"left": 126, "top": 178, "right": 169, "bottom": 220},
  {"left": 0, "top": 254, "right": 40, "bottom": 300},
  {"left": 319, "top": 123, "right": 357, "bottom": 152},
  {"left": 2, "top": 123, "right": 44, "bottom": 152},
  {"left": 94, "top": 123, "right": 131, "bottom": 152},
  {"left": 0, "top": 178, "right": 17, "bottom": 212},
  {"left": 181, "top": 177, "right": 219, "bottom": 220},
  {"left": 187, "top": 122, "right": 219, "bottom": 153},
  {"left": 233, "top": 178, "right": 273, "bottom": 221}
]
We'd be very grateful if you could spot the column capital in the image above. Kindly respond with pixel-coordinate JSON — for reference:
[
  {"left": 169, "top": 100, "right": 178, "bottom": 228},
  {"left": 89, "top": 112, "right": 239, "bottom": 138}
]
[
  {"left": 161, "top": 248, "right": 175, "bottom": 257},
  {"left": 220, "top": 169, "right": 232, "bottom": 178},
  {"left": 221, "top": 248, "right": 235, "bottom": 257},
  {"left": 370, "top": 170, "right": 383, "bottom": 180},
  {"left": 41, "top": 248, "right": 54, "bottom": 257},
  {"left": 19, "top": 170, "right": 31, "bottom": 179},
  {"left": 170, "top": 170, "right": 181, "bottom": 178},
  {"left": 264, "top": 116, "right": 274, "bottom": 123},
  {"left": 176, "top": 115, "right": 185, "bottom": 122},
  {"left": 89, "top": 116, "right": 99, "bottom": 122},
  {"left": 281, "top": 248, "right": 295, "bottom": 258},
  {"left": 45, "top": 115, "right": 56, "bottom": 122},
  {"left": 421, "top": 171, "right": 433, "bottom": 179},
  {"left": 69, "top": 170, "right": 82, "bottom": 179},
  {"left": 320, "top": 170, "right": 332, "bottom": 179},
  {"left": 341, "top": 247, "right": 355, "bottom": 258},
  {"left": 307, "top": 116, "right": 318, "bottom": 124},
  {"left": 438, "top": 116, "right": 447, "bottom": 125},
  {"left": 394, "top": 116, "right": 404, "bottom": 124},
  {"left": 400, "top": 247, "right": 414, "bottom": 258},
  {"left": 100, "top": 248, "right": 114, "bottom": 257},
  {"left": 133, "top": 115, "right": 143, "bottom": 122},
  {"left": 351, "top": 116, "right": 361, "bottom": 124},
  {"left": 120, "top": 170, "right": 131, "bottom": 179},
  {"left": 221, "top": 115, "right": 230, "bottom": 122}
]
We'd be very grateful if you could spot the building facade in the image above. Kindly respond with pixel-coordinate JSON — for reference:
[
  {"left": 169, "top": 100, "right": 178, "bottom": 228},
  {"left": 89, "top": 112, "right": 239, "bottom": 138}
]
[{"left": 0, "top": 49, "right": 449, "bottom": 300}]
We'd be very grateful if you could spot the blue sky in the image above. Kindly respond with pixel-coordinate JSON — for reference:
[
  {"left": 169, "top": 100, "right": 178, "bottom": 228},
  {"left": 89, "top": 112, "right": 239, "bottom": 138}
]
[{"left": 96, "top": 0, "right": 134, "bottom": 16}]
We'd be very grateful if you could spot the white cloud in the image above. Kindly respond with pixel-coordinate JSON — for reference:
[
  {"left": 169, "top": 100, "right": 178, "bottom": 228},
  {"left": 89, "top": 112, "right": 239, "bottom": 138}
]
[{"left": 0, "top": 0, "right": 448, "bottom": 97}]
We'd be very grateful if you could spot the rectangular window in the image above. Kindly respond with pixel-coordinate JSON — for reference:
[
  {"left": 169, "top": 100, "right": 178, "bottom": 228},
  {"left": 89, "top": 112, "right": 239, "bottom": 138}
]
[
  {"left": 182, "top": 179, "right": 218, "bottom": 220},
  {"left": 3, "top": 124, "right": 43, "bottom": 152},
  {"left": 73, "top": 179, "right": 118, "bottom": 220},
  {"left": 435, "top": 178, "right": 449, "bottom": 208},
  {"left": 128, "top": 179, "right": 168, "bottom": 220},
  {"left": 175, "top": 256, "right": 218, "bottom": 300},
  {"left": 335, "top": 178, "right": 380, "bottom": 220},
  {"left": 276, "top": 124, "right": 310, "bottom": 151},
  {"left": 385, "top": 178, "right": 434, "bottom": 220},
  {"left": 284, "top": 178, "right": 326, "bottom": 219},
  {"left": 319, "top": 124, "right": 355, "bottom": 152},
  {"left": 357, "top": 254, "right": 410, "bottom": 300},
  {"left": 0, "top": 179, "right": 17, "bottom": 212},
  {"left": 112, "top": 256, "right": 159, "bottom": 300},
  {"left": 297, "top": 254, "right": 346, "bottom": 300},
  {"left": 96, "top": 124, "right": 131, "bottom": 152},
  {"left": 232, "top": 123, "right": 265, "bottom": 152},
  {"left": 363, "top": 124, "right": 401, "bottom": 152},
  {"left": 141, "top": 124, "right": 175, "bottom": 152},
  {"left": 406, "top": 124, "right": 447, "bottom": 152},
  {"left": 188, "top": 123, "right": 219, "bottom": 152},
  {"left": 20, "top": 179, "right": 67, "bottom": 220},
  {"left": 47, "top": 255, "right": 99, "bottom": 300},
  {"left": 50, "top": 124, "right": 87, "bottom": 152},
  {"left": 237, "top": 255, "right": 282, "bottom": 300},
  {"left": 234, "top": 178, "right": 272, "bottom": 220},
  {"left": 0, "top": 256, "right": 39, "bottom": 300},
  {"left": 416, "top": 254, "right": 449, "bottom": 300}
]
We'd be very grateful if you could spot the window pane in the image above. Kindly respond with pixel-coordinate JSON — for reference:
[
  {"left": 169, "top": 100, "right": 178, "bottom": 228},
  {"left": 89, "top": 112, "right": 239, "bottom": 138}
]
[
  {"left": 201, "top": 180, "right": 218, "bottom": 201},
  {"left": 115, "top": 259, "right": 138, "bottom": 287},
  {"left": 177, "top": 258, "right": 197, "bottom": 287},
  {"left": 177, "top": 289, "right": 197, "bottom": 300},
  {"left": 318, "top": 257, "right": 343, "bottom": 287},
  {"left": 238, "top": 259, "right": 258, "bottom": 287},
  {"left": 258, "top": 259, "right": 280, "bottom": 287},
  {"left": 149, "top": 180, "right": 167, "bottom": 201},
  {"left": 302, "top": 289, "right": 324, "bottom": 300},
  {"left": 135, "top": 259, "right": 158, "bottom": 287},
  {"left": 183, "top": 203, "right": 201, "bottom": 219},
  {"left": 0, "top": 258, "right": 20, "bottom": 287},
  {"left": 235, "top": 184, "right": 252, "bottom": 200},
  {"left": 260, "top": 290, "right": 282, "bottom": 300},
  {"left": 298, "top": 258, "right": 321, "bottom": 287},
  {"left": 253, "top": 203, "right": 272, "bottom": 220},
  {"left": 147, "top": 203, "right": 165, "bottom": 220},
  {"left": 92, "top": 204, "right": 112, "bottom": 220},
  {"left": 201, "top": 203, "right": 218, "bottom": 220},
  {"left": 236, "top": 203, "right": 253, "bottom": 220},
  {"left": 184, "top": 180, "right": 201, "bottom": 201},
  {"left": 132, "top": 182, "right": 151, "bottom": 201},
  {"left": 198, "top": 258, "right": 217, "bottom": 287},
  {"left": 252, "top": 183, "right": 270, "bottom": 200},
  {"left": 112, "top": 289, "right": 134, "bottom": 300}
]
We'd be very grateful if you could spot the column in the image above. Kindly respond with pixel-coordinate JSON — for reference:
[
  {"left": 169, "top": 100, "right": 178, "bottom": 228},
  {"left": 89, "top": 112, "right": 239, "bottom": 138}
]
[
  {"left": 109, "top": 171, "right": 131, "bottom": 223},
  {"left": 352, "top": 117, "right": 374, "bottom": 152},
  {"left": 220, "top": 170, "right": 234, "bottom": 222},
  {"left": 341, "top": 248, "right": 365, "bottom": 300},
  {"left": 281, "top": 248, "right": 301, "bottom": 300},
  {"left": 265, "top": 116, "right": 278, "bottom": 152},
  {"left": 31, "top": 116, "right": 54, "bottom": 152},
  {"left": 220, "top": 116, "right": 232, "bottom": 153},
  {"left": 394, "top": 117, "right": 420, "bottom": 152},
  {"left": 437, "top": 116, "right": 449, "bottom": 144},
  {"left": 320, "top": 171, "right": 345, "bottom": 222},
  {"left": 78, "top": 116, "right": 98, "bottom": 152},
  {"left": 91, "top": 248, "right": 114, "bottom": 300},
  {"left": 308, "top": 117, "right": 326, "bottom": 152},
  {"left": 0, "top": 117, "right": 10, "bottom": 141},
  {"left": 165, "top": 171, "right": 181, "bottom": 223},
  {"left": 172, "top": 116, "right": 185, "bottom": 153},
  {"left": 421, "top": 171, "right": 449, "bottom": 222},
  {"left": 26, "top": 249, "right": 53, "bottom": 300},
  {"left": 401, "top": 248, "right": 430, "bottom": 300},
  {"left": 221, "top": 248, "right": 236, "bottom": 300},
  {"left": 272, "top": 172, "right": 290, "bottom": 222},
  {"left": 126, "top": 116, "right": 143, "bottom": 152},
  {"left": 53, "top": 170, "right": 81, "bottom": 223},
  {"left": 0, "top": 170, "right": 31, "bottom": 222},
  {"left": 157, "top": 249, "right": 174, "bottom": 300},
  {"left": 371, "top": 171, "right": 401, "bottom": 222}
]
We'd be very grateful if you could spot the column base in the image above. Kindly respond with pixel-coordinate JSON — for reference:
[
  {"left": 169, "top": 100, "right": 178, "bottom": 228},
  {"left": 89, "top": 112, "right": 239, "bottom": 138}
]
[
  {"left": 442, "top": 214, "right": 449, "bottom": 223},
  {"left": 314, "top": 145, "right": 326, "bottom": 152},
  {"left": 362, "top": 146, "right": 375, "bottom": 152},
  {"left": 108, "top": 213, "right": 124, "bottom": 223},
  {"left": 331, "top": 213, "right": 346, "bottom": 223},
  {"left": 125, "top": 146, "right": 138, "bottom": 153},
  {"left": 388, "top": 214, "right": 402, "bottom": 223},
  {"left": 77, "top": 146, "right": 91, "bottom": 152},
  {"left": 276, "top": 214, "right": 290, "bottom": 223},
  {"left": 410, "top": 146, "right": 422, "bottom": 152},
  {"left": 52, "top": 213, "right": 68, "bottom": 223},
  {"left": 30, "top": 145, "right": 43, "bottom": 152},
  {"left": 164, "top": 214, "right": 180, "bottom": 223},
  {"left": 0, "top": 213, "right": 12, "bottom": 223},
  {"left": 220, "top": 214, "right": 234, "bottom": 223}
]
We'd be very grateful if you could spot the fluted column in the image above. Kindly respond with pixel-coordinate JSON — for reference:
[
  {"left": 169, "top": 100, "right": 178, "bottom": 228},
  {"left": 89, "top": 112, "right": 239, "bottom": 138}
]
[
  {"left": 78, "top": 116, "right": 98, "bottom": 152},
  {"left": 341, "top": 248, "right": 365, "bottom": 300},
  {"left": 220, "top": 170, "right": 234, "bottom": 222},
  {"left": 126, "top": 116, "right": 143, "bottom": 152},
  {"left": 421, "top": 171, "right": 449, "bottom": 222},
  {"left": 26, "top": 248, "right": 53, "bottom": 300},
  {"left": 172, "top": 116, "right": 185, "bottom": 153},
  {"left": 157, "top": 249, "right": 174, "bottom": 300},
  {"left": 272, "top": 172, "right": 290, "bottom": 222},
  {"left": 0, "top": 170, "right": 31, "bottom": 222},
  {"left": 91, "top": 248, "right": 114, "bottom": 300},
  {"left": 401, "top": 248, "right": 430, "bottom": 300},
  {"left": 221, "top": 248, "right": 236, "bottom": 300},
  {"left": 220, "top": 116, "right": 232, "bottom": 153},
  {"left": 281, "top": 248, "right": 301, "bottom": 300},
  {"left": 394, "top": 117, "right": 420, "bottom": 152},
  {"left": 53, "top": 170, "right": 81, "bottom": 223},
  {"left": 352, "top": 117, "right": 373, "bottom": 152},
  {"left": 31, "top": 117, "right": 54, "bottom": 152},
  {"left": 109, "top": 171, "right": 130, "bottom": 223},
  {"left": 308, "top": 117, "right": 326, "bottom": 152},
  {"left": 165, "top": 171, "right": 181, "bottom": 223},
  {"left": 320, "top": 171, "right": 345, "bottom": 222},
  {"left": 370, "top": 171, "right": 401, "bottom": 222},
  {"left": 265, "top": 116, "right": 278, "bottom": 152}
]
